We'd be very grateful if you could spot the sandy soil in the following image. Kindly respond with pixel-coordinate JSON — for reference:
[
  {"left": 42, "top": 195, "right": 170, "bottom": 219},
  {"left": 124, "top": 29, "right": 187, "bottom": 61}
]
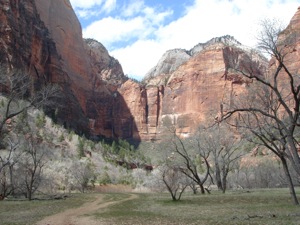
[{"left": 35, "top": 193, "right": 138, "bottom": 225}]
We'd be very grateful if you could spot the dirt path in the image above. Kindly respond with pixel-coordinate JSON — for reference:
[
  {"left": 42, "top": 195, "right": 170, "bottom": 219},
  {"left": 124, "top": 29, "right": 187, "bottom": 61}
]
[{"left": 36, "top": 193, "right": 138, "bottom": 225}]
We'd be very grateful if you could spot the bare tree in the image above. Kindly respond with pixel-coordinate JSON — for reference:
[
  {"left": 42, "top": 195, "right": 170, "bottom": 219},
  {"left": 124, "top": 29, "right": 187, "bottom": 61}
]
[
  {"left": 199, "top": 125, "right": 244, "bottom": 193},
  {"left": 160, "top": 164, "right": 189, "bottom": 201},
  {"left": 171, "top": 133, "right": 212, "bottom": 194},
  {"left": 221, "top": 19, "right": 300, "bottom": 205},
  {"left": 70, "top": 160, "right": 95, "bottom": 193},
  {"left": 0, "top": 67, "right": 60, "bottom": 197},
  {"left": 160, "top": 115, "right": 213, "bottom": 194},
  {"left": 0, "top": 138, "right": 18, "bottom": 174},
  {"left": 0, "top": 138, "right": 21, "bottom": 198},
  {"left": 17, "top": 135, "right": 47, "bottom": 200},
  {"left": 0, "top": 68, "right": 60, "bottom": 139}
]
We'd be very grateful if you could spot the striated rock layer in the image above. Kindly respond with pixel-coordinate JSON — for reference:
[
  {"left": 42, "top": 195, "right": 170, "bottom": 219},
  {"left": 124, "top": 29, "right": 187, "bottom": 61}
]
[
  {"left": 131, "top": 38, "right": 268, "bottom": 140},
  {"left": 276, "top": 6, "right": 300, "bottom": 76},
  {"left": 1, "top": 0, "right": 299, "bottom": 143},
  {"left": 0, "top": 0, "right": 138, "bottom": 141}
]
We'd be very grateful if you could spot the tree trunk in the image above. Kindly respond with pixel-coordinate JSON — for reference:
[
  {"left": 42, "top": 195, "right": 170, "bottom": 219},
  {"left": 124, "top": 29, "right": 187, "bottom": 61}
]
[
  {"left": 27, "top": 174, "right": 35, "bottom": 201},
  {"left": 0, "top": 169, "right": 8, "bottom": 197},
  {"left": 27, "top": 188, "right": 32, "bottom": 201},
  {"left": 281, "top": 157, "right": 299, "bottom": 205},
  {"left": 222, "top": 174, "right": 227, "bottom": 194},
  {"left": 199, "top": 184, "right": 205, "bottom": 194},
  {"left": 221, "top": 168, "right": 229, "bottom": 194},
  {"left": 9, "top": 164, "right": 14, "bottom": 196},
  {"left": 287, "top": 136, "right": 300, "bottom": 176},
  {"left": 215, "top": 161, "right": 223, "bottom": 191}
]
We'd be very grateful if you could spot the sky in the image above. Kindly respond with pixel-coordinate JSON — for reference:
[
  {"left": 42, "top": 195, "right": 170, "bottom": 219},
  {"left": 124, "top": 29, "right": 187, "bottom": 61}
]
[{"left": 69, "top": 0, "right": 300, "bottom": 80}]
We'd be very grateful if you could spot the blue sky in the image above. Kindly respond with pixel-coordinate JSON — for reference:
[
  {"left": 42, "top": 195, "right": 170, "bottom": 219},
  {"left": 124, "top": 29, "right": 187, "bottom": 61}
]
[{"left": 70, "top": 0, "right": 300, "bottom": 80}]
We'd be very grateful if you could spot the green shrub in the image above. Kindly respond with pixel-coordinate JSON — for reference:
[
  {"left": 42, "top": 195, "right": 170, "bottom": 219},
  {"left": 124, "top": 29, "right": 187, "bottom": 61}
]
[
  {"left": 77, "top": 137, "right": 85, "bottom": 158},
  {"left": 68, "top": 130, "right": 75, "bottom": 141},
  {"left": 99, "top": 172, "right": 112, "bottom": 185},
  {"left": 35, "top": 112, "right": 46, "bottom": 128},
  {"left": 58, "top": 133, "right": 64, "bottom": 142}
]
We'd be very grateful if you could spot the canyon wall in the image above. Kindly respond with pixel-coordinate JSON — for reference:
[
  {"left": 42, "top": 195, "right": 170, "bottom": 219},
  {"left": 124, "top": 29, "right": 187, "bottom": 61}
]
[
  {"left": 0, "top": 0, "right": 140, "bottom": 141},
  {"left": 0, "top": 0, "right": 299, "bottom": 143},
  {"left": 123, "top": 39, "right": 267, "bottom": 141}
]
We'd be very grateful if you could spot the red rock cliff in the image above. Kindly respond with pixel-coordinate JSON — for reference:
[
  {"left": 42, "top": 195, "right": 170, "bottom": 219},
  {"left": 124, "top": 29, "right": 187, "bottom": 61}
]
[
  {"left": 1, "top": 0, "right": 298, "bottom": 144},
  {"left": 0, "top": 0, "right": 137, "bottom": 141},
  {"left": 124, "top": 38, "right": 267, "bottom": 141}
]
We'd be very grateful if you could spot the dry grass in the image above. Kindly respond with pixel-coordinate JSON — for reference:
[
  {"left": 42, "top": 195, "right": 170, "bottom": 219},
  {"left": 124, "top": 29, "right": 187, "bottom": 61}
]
[
  {"left": 0, "top": 188, "right": 299, "bottom": 225},
  {"left": 94, "top": 188, "right": 300, "bottom": 225},
  {"left": 0, "top": 194, "right": 93, "bottom": 225}
]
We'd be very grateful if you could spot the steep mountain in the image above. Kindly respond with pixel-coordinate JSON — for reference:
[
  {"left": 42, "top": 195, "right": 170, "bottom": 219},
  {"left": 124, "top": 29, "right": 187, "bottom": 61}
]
[
  {"left": 0, "top": 0, "right": 88, "bottom": 132},
  {"left": 275, "top": 6, "right": 300, "bottom": 76},
  {"left": 144, "top": 49, "right": 191, "bottom": 84},
  {"left": 84, "top": 38, "right": 125, "bottom": 86},
  {"left": 1, "top": 0, "right": 298, "bottom": 143},
  {"left": 125, "top": 37, "right": 267, "bottom": 141},
  {"left": 0, "top": 0, "right": 136, "bottom": 141},
  {"left": 143, "top": 35, "right": 243, "bottom": 85}
]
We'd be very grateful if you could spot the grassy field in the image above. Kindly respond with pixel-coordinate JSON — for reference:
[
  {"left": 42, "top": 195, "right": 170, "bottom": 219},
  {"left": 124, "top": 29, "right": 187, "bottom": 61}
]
[
  {"left": 94, "top": 189, "right": 300, "bottom": 225},
  {"left": 0, "top": 194, "right": 93, "bottom": 225},
  {"left": 0, "top": 188, "right": 299, "bottom": 225}
]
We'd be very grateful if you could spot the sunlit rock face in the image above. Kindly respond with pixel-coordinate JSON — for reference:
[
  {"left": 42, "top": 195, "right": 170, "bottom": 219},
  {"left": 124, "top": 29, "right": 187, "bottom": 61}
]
[
  {"left": 144, "top": 49, "right": 191, "bottom": 85},
  {"left": 275, "top": 7, "right": 300, "bottom": 76},
  {"left": 34, "top": 0, "right": 130, "bottom": 139},
  {"left": 0, "top": 0, "right": 267, "bottom": 142},
  {"left": 84, "top": 39, "right": 125, "bottom": 86},
  {"left": 0, "top": 0, "right": 132, "bottom": 140},
  {"left": 4, "top": 1, "right": 300, "bottom": 143},
  {"left": 135, "top": 36, "right": 267, "bottom": 140},
  {"left": 0, "top": 0, "right": 88, "bottom": 132}
]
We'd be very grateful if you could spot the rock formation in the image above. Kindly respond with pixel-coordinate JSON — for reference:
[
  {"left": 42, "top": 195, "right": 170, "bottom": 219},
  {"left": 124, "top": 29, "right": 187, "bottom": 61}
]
[
  {"left": 275, "top": 6, "right": 300, "bottom": 76},
  {"left": 144, "top": 49, "right": 191, "bottom": 84},
  {"left": 0, "top": 0, "right": 299, "bottom": 143},
  {"left": 129, "top": 37, "right": 268, "bottom": 140},
  {"left": 0, "top": 0, "right": 136, "bottom": 141},
  {"left": 0, "top": 0, "right": 89, "bottom": 133},
  {"left": 84, "top": 39, "right": 125, "bottom": 86}
]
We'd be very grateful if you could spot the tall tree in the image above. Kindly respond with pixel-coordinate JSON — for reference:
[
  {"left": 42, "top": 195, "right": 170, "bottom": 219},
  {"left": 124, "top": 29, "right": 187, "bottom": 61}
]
[
  {"left": 221, "top": 19, "right": 300, "bottom": 205},
  {"left": 160, "top": 164, "right": 189, "bottom": 201},
  {"left": 171, "top": 133, "right": 212, "bottom": 194},
  {"left": 161, "top": 116, "right": 212, "bottom": 194},
  {"left": 199, "top": 125, "right": 243, "bottom": 193},
  {"left": 18, "top": 135, "right": 47, "bottom": 200},
  {"left": 0, "top": 68, "right": 59, "bottom": 139}
]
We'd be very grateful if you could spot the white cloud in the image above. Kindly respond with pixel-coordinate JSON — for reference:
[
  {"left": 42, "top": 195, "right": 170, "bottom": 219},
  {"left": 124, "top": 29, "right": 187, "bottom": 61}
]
[
  {"left": 111, "top": 40, "right": 164, "bottom": 77},
  {"left": 70, "top": 0, "right": 104, "bottom": 9},
  {"left": 80, "top": 0, "right": 300, "bottom": 80},
  {"left": 76, "top": 9, "right": 99, "bottom": 19},
  {"left": 122, "top": 0, "right": 144, "bottom": 17},
  {"left": 82, "top": 2, "right": 172, "bottom": 49},
  {"left": 102, "top": 0, "right": 117, "bottom": 13},
  {"left": 83, "top": 17, "right": 145, "bottom": 49},
  {"left": 70, "top": 0, "right": 116, "bottom": 16}
]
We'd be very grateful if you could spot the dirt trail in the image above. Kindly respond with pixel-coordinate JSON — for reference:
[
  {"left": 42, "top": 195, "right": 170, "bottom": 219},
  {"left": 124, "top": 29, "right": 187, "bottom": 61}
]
[{"left": 36, "top": 193, "right": 138, "bottom": 225}]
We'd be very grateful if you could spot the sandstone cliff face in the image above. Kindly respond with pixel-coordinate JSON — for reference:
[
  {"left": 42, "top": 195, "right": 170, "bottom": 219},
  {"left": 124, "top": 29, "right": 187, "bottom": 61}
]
[
  {"left": 130, "top": 37, "right": 267, "bottom": 140},
  {"left": 33, "top": 0, "right": 141, "bottom": 141},
  {"left": 1, "top": 0, "right": 297, "bottom": 143},
  {"left": 276, "top": 7, "right": 300, "bottom": 76},
  {"left": 143, "top": 35, "right": 243, "bottom": 86},
  {"left": 0, "top": 0, "right": 135, "bottom": 140},
  {"left": 0, "top": 0, "right": 89, "bottom": 133},
  {"left": 0, "top": 0, "right": 268, "bottom": 142},
  {"left": 144, "top": 49, "right": 191, "bottom": 84},
  {"left": 162, "top": 45, "right": 266, "bottom": 137},
  {"left": 84, "top": 39, "right": 126, "bottom": 86}
]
